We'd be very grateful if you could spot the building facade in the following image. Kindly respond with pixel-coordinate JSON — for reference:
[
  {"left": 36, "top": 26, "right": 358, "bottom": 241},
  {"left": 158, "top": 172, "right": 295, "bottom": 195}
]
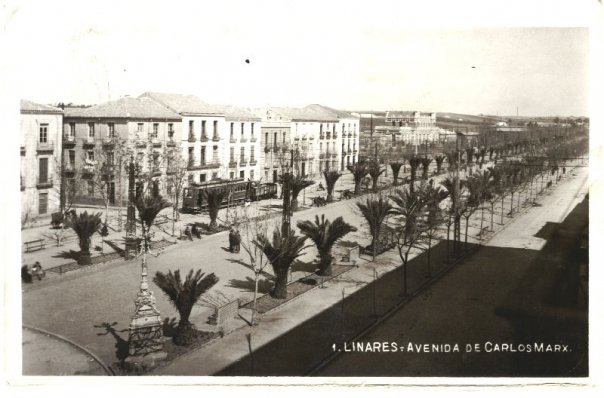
[
  {"left": 62, "top": 97, "right": 182, "bottom": 206},
  {"left": 21, "top": 100, "right": 63, "bottom": 222}
]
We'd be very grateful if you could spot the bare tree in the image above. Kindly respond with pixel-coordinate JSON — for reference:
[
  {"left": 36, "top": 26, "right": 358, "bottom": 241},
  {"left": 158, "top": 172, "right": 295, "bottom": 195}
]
[{"left": 164, "top": 149, "right": 188, "bottom": 236}]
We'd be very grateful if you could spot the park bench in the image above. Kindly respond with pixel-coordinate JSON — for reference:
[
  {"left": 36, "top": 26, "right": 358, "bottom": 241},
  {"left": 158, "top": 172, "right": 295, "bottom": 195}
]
[{"left": 24, "top": 239, "right": 45, "bottom": 253}]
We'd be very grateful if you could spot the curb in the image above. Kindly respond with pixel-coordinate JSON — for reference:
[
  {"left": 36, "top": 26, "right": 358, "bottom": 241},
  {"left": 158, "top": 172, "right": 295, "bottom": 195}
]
[{"left": 22, "top": 324, "right": 114, "bottom": 376}]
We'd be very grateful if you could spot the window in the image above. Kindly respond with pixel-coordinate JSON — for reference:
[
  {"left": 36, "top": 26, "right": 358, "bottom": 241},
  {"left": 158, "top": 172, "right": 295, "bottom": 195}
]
[
  {"left": 88, "top": 180, "right": 94, "bottom": 196},
  {"left": 151, "top": 123, "right": 159, "bottom": 139},
  {"left": 202, "top": 120, "right": 207, "bottom": 137},
  {"left": 39, "top": 158, "right": 48, "bottom": 183},
  {"left": 38, "top": 193, "right": 48, "bottom": 214},
  {"left": 240, "top": 147, "right": 245, "bottom": 162},
  {"left": 250, "top": 147, "right": 255, "bottom": 161},
  {"left": 137, "top": 123, "right": 144, "bottom": 133},
  {"left": 251, "top": 123, "right": 254, "bottom": 138},
  {"left": 241, "top": 123, "right": 245, "bottom": 139},
  {"left": 213, "top": 120, "right": 218, "bottom": 138},
  {"left": 39, "top": 124, "right": 48, "bottom": 143},
  {"left": 108, "top": 123, "right": 115, "bottom": 138},
  {"left": 230, "top": 171, "right": 235, "bottom": 179},
  {"left": 189, "top": 120, "right": 194, "bottom": 134},
  {"left": 230, "top": 123, "right": 234, "bottom": 138},
  {"left": 212, "top": 172, "right": 218, "bottom": 180},
  {"left": 265, "top": 132, "right": 269, "bottom": 145},
  {"left": 68, "top": 150, "right": 75, "bottom": 165},
  {"left": 87, "top": 151, "right": 94, "bottom": 161},
  {"left": 230, "top": 147, "right": 235, "bottom": 162},
  {"left": 69, "top": 123, "right": 76, "bottom": 137},
  {"left": 200, "top": 146, "right": 206, "bottom": 164},
  {"left": 168, "top": 123, "right": 174, "bottom": 139},
  {"left": 88, "top": 123, "right": 95, "bottom": 138},
  {"left": 213, "top": 145, "right": 218, "bottom": 160},
  {"left": 273, "top": 132, "right": 277, "bottom": 147},
  {"left": 200, "top": 174, "right": 206, "bottom": 182},
  {"left": 107, "top": 151, "right": 114, "bottom": 166},
  {"left": 239, "top": 170, "right": 245, "bottom": 179},
  {"left": 250, "top": 170, "right": 254, "bottom": 180},
  {"left": 188, "top": 147, "right": 194, "bottom": 164}
]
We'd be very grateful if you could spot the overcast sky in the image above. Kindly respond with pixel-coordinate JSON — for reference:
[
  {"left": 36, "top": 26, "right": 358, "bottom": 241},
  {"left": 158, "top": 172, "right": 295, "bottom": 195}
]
[{"left": 2, "top": 0, "right": 592, "bottom": 116}]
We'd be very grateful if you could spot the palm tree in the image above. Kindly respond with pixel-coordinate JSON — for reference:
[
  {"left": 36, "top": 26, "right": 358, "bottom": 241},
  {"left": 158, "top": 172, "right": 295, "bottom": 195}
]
[
  {"left": 203, "top": 189, "right": 227, "bottom": 229},
  {"left": 421, "top": 184, "right": 449, "bottom": 276},
  {"left": 462, "top": 176, "right": 483, "bottom": 249},
  {"left": 253, "top": 228, "right": 307, "bottom": 299},
  {"left": 440, "top": 175, "right": 466, "bottom": 257},
  {"left": 348, "top": 162, "right": 368, "bottom": 195},
  {"left": 367, "top": 161, "right": 385, "bottom": 192},
  {"left": 153, "top": 269, "right": 219, "bottom": 345},
  {"left": 408, "top": 156, "right": 422, "bottom": 193},
  {"left": 323, "top": 170, "right": 341, "bottom": 202},
  {"left": 297, "top": 215, "right": 357, "bottom": 276},
  {"left": 288, "top": 174, "right": 314, "bottom": 211},
  {"left": 390, "top": 162, "right": 404, "bottom": 186},
  {"left": 420, "top": 157, "right": 433, "bottom": 179},
  {"left": 356, "top": 196, "right": 393, "bottom": 260},
  {"left": 65, "top": 211, "right": 102, "bottom": 265},
  {"left": 389, "top": 185, "right": 427, "bottom": 294},
  {"left": 433, "top": 155, "right": 445, "bottom": 175},
  {"left": 472, "top": 169, "right": 492, "bottom": 234}
]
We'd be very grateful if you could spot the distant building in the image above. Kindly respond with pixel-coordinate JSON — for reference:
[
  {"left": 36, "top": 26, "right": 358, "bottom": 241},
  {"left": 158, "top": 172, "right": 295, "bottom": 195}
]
[
  {"left": 63, "top": 96, "right": 182, "bottom": 206},
  {"left": 21, "top": 100, "right": 63, "bottom": 222}
]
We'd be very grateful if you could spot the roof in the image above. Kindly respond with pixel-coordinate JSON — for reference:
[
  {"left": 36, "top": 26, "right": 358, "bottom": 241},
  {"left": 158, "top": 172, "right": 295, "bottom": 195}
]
[
  {"left": 212, "top": 104, "right": 261, "bottom": 122},
  {"left": 303, "top": 104, "right": 358, "bottom": 120},
  {"left": 138, "top": 92, "right": 223, "bottom": 116},
  {"left": 63, "top": 97, "right": 181, "bottom": 120},
  {"left": 20, "top": 100, "right": 62, "bottom": 114},
  {"left": 270, "top": 106, "right": 338, "bottom": 122}
]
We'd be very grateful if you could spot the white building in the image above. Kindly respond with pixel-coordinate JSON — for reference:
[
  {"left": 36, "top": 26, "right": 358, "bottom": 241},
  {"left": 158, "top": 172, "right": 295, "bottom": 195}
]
[
  {"left": 140, "top": 93, "right": 262, "bottom": 183},
  {"left": 21, "top": 100, "right": 63, "bottom": 223}
]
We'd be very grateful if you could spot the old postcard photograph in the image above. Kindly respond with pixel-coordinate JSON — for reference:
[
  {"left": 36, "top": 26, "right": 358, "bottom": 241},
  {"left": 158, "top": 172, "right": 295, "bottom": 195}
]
[{"left": 1, "top": 0, "right": 602, "bottom": 394}]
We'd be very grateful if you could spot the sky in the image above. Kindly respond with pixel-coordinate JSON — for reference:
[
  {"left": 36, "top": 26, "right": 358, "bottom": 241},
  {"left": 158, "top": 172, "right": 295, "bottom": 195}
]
[{"left": 1, "top": 0, "right": 594, "bottom": 116}]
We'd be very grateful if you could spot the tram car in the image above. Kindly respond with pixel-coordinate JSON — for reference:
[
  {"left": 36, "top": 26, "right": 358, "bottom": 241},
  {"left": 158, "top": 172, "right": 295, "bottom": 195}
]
[{"left": 182, "top": 179, "right": 278, "bottom": 213}]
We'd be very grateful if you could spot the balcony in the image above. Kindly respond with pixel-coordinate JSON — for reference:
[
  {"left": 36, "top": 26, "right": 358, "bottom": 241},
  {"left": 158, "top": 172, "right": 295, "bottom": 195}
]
[
  {"left": 240, "top": 158, "right": 247, "bottom": 166},
  {"left": 101, "top": 163, "right": 116, "bottom": 174},
  {"left": 250, "top": 159, "right": 257, "bottom": 166},
  {"left": 63, "top": 135, "right": 76, "bottom": 146},
  {"left": 103, "top": 137, "right": 117, "bottom": 147},
  {"left": 264, "top": 146, "right": 271, "bottom": 153},
  {"left": 82, "top": 165, "right": 95, "bottom": 175},
  {"left": 152, "top": 167, "right": 162, "bottom": 177},
  {"left": 240, "top": 138, "right": 248, "bottom": 143},
  {"left": 319, "top": 134, "right": 325, "bottom": 140},
  {"left": 229, "top": 161, "right": 237, "bottom": 168},
  {"left": 188, "top": 134, "right": 196, "bottom": 143},
  {"left": 301, "top": 135, "right": 307, "bottom": 140},
  {"left": 135, "top": 140, "right": 147, "bottom": 148},
  {"left": 37, "top": 141, "right": 54, "bottom": 153},
  {"left": 250, "top": 137, "right": 257, "bottom": 143},
  {"left": 230, "top": 137, "right": 237, "bottom": 144},
  {"left": 36, "top": 177, "right": 53, "bottom": 189},
  {"left": 167, "top": 139, "right": 177, "bottom": 147},
  {"left": 326, "top": 133, "right": 331, "bottom": 140},
  {"left": 83, "top": 138, "right": 95, "bottom": 148},
  {"left": 151, "top": 138, "right": 162, "bottom": 147},
  {"left": 201, "top": 135, "right": 209, "bottom": 143},
  {"left": 65, "top": 163, "right": 76, "bottom": 174},
  {"left": 212, "top": 135, "right": 220, "bottom": 142},
  {"left": 309, "top": 135, "right": 314, "bottom": 140},
  {"left": 200, "top": 161, "right": 220, "bottom": 170},
  {"left": 333, "top": 132, "right": 338, "bottom": 138},
  {"left": 353, "top": 149, "right": 358, "bottom": 154},
  {"left": 331, "top": 153, "right": 337, "bottom": 158},
  {"left": 319, "top": 153, "right": 326, "bottom": 159}
]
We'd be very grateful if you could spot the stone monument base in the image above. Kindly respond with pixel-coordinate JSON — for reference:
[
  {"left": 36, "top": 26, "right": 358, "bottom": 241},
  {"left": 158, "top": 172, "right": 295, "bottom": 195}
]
[{"left": 122, "top": 351, "right": 168, "bottom": 374}]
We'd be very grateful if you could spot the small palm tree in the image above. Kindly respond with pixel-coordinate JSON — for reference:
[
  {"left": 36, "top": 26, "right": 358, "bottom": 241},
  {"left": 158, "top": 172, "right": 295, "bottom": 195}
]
[
  {"left": 323, "top": 170, "right": 341, "bottom": 202},
  {"left": 66, "top": 211, "right": 102, "bottom": 265},
  {"left": 153, "top": 269, "right": 219, "bottom": 346},
  {"left": 281, "top": 173, "right": 314, "bottom": 212},
  {"left": 297, "top": 215, "right": 357, "bottom": 276},
  {"left": 390, "top": 162, "right": 404, "bottom": 186},
  {"left": 434, "top": 154, "right": 445, "bottom": 175},
  {"left": 203, "top": 189, "right": 227, "bottom": 229},
  {"left": 367, "top": 161, "right": 385, "bottom": 192},
  {"left": 254, "top": 228, "right": 307, "bottom": 299},
  {"left": 420, "top": 157, "right": 433, "bottom": 179},
  {"left": 347, "top": 162, "right": 369, "bottom": 195},
  {"left": 136, "top": 194, "right": 171, "bottom": 248},
  {"left": 408, "top": 156, "right": 422, "bottom": 193},
  {"left": 356, "top": 196, "right": 393, "bottom": 260}
]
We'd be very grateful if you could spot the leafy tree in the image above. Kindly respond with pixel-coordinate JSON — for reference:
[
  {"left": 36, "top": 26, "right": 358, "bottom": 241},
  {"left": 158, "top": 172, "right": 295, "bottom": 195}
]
[
  {"left": 297, "top": 215, "right": 357, "bottom": 276},
  {"left": 323, "top": 170, "right": 341, "bottom": 202},
  {"left": 390, "top": 162, "right": 404, "bottom": 186},
  {"left": 253, "top": 228, "right": 307, "bottom": 299},
  {"left": 65, "top": 211, "right": 102, "bottom": 265},
  {"left": 203, "top": 189, "right": 227, "bottom": 230},
  {"left": 356, "top": 196, "right": 394, "bottom": 260},
  {"left": 153, "top": 269, "right": 219, "bottom": 345},
  {"left": 347, "top": 162, "right": 369, "bottom": 195}
]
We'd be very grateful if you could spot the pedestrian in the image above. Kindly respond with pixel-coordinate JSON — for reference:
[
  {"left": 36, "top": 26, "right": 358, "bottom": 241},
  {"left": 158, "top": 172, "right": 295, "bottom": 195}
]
[{"left": 184, "top": 225, "right": 193, "bottom": 241}]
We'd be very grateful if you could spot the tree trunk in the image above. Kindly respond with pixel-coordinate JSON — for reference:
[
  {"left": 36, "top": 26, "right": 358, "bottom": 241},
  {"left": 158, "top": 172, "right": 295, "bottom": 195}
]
[
  {"left": 403, "top": 252, "right": 408, "bottom": 295},
  {"left": 354, "top": 180, "right": 361, "bottom": 195},
  {"left": 78, "top": 237, "right": 92, "bottom": 265},
  {"left": 317, "top": 255, "right": 333, "bottom": 276},
  {"left": 510, "top": 192, "right": 514, "bottom": 214},
  {"left": 174, "top": 319, "right": 197, "bottom": 346},
  {"left": 392, "top": 169, "right": 400, "bottom": 186},
  {"left": 490, "top": 203, "right": 494, "bottom": 231},
  {"left": 426, "top": 236, "right": 432, "bottom": 277},
  {"left": 464, "top": 215, "right": 469, "bottom": 250},
  {"left": 291, "top": 197, "right": 299, "bottom": 212},
  {"left": 326, "top": 189, "right": 333, "bottom": 203},
  {"left": 271, "top": 270, "right": 288, "bottom": 299}
]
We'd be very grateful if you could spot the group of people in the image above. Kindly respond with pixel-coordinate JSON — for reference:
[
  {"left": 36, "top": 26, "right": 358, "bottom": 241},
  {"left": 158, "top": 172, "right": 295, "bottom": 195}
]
[
  {"left": 21, "top": 262, "right": 45, "bottom": 283},
  {"left": 183, "top": 224, "right": 202, "bottom": 240}
]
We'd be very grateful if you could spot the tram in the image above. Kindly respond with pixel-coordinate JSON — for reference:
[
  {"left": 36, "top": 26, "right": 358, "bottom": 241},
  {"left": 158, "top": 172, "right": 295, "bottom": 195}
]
[{"left": 182, "top": 179, "right": 278, "bottom": 213}]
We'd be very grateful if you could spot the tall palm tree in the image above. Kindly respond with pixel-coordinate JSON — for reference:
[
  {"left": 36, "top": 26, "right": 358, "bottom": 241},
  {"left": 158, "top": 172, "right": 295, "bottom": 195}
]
[
  {"left": 356, "top": 196, "right": 394, "bottom": 260},
  {"left": 471, "top": 169, "right": 492, "bottom": 234},
  {"left": 433, "top": 154, "right": 445, "bottom": 175},
  {"left": 66, "top": 211, "right": 102, "bottom": 265},
  {"left": 420, "top": 157, "right": 433, "bottom": 179},
  {"left": 440, "top": 175, "right": 466, "bottom": 256},
  {"left": 347, "top": 162, "right": 368, "bottom": 195},
  {"left": 297, "top": 215, "right": 357, "bottom": 276},
  {"left": 408, "top": 156, "right": 422, "bottom": 193},
  {"left": 203, "top": 189, "right": 227, "bottom": 229},
  {"left": 462, "top": 175, "right": 483, "bottom": 249},
  {"left": 153, "top": 269, "right": 219, "bottom": 345},
  {"left": 390, "top": 162, "right": 404, "bottom": 186},
  {"left": 323, "top": 170, "right": 341, "bottom": 202},
  {"left": 254, "top": 228, "right": 307, "bottom": 299},
  {"left": 367, "top": 161, "right": 385, "bottom": 192},
  {"left": 421, "top": 184, "right": 449, "bottom": 276},
  {"left": 288, "top": 174, "right": 314, "bottom": 211}
]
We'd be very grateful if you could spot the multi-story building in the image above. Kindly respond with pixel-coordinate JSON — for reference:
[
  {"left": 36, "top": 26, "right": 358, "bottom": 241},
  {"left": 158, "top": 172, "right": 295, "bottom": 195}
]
[
  {"left": 374, "top": 110, "right": 440, "bottom": 148},
  {"left": 20, "top": 100, "right": 63, "bottom": 221},
  {"left": 256, "top": 105, "right": 359, "bottom": 179},
  {"left": 62, "top": 96, "right": 182, "bottom": 206},
  {"left": 140, "top": 93, "right": 262, "bottom": 183}
]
